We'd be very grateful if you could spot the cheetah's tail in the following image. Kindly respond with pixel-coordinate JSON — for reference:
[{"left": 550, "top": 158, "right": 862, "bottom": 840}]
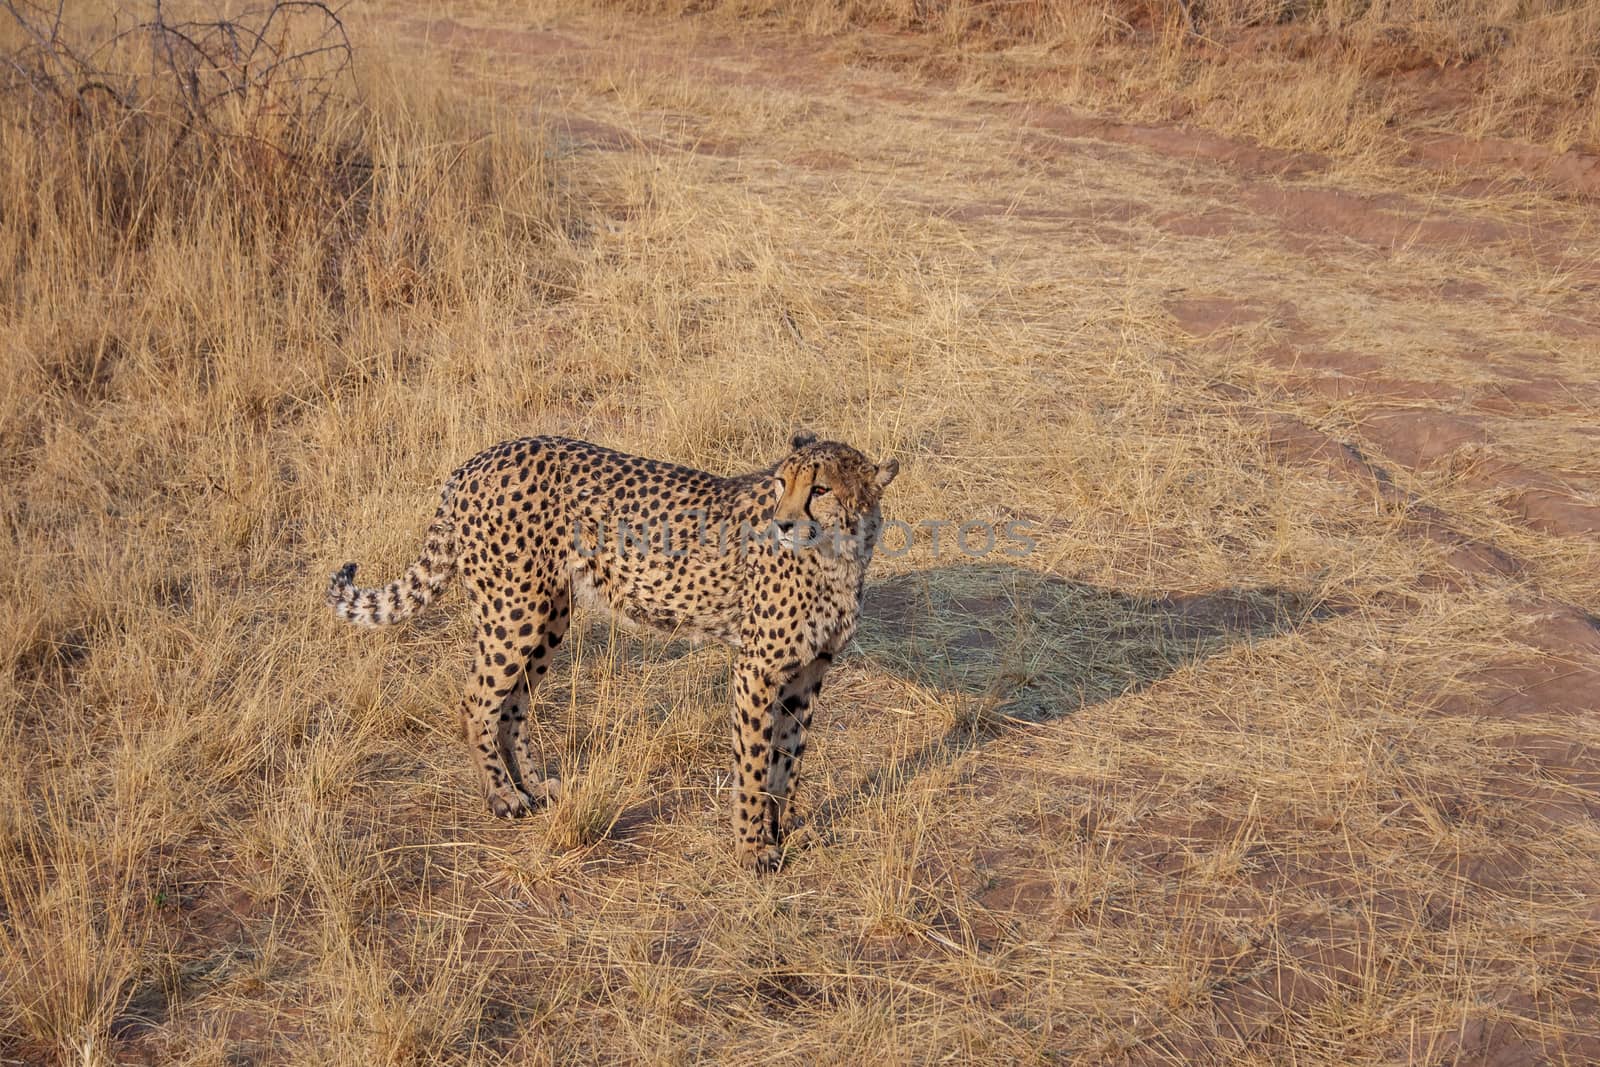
[{"left": 326, "top": 484, "right": 460, "bottom": 627}]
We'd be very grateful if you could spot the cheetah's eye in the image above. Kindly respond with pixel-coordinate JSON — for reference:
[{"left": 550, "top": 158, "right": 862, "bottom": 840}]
[{"left": 810, "top": 485, "right": 830, "bottom": 498}]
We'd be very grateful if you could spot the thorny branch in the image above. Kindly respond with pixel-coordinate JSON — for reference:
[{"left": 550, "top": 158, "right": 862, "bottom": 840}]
[{"left": 2, "top": 0, "right": 354, "bottom": 146}]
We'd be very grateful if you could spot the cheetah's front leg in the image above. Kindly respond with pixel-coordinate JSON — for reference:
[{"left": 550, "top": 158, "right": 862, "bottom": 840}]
[
  {"left": 765, "top": 653, "right": 831, "bottom": 846},
  {"left": 730, "top": 656, "right": 783, "bottom": 872}
]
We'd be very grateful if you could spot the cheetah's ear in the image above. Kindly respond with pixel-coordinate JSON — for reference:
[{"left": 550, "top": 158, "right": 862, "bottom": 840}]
[
  {"left": 874, "top": 458, "right": 899, "bottom": 488},
  {"left": 790, "top": 430, "right": 818, "bottom": 451}
]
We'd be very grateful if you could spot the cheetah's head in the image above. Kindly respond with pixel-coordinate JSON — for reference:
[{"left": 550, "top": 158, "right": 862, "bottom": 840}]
[{"left": 770, "top": 431, "right": 898, "bottom": 553}]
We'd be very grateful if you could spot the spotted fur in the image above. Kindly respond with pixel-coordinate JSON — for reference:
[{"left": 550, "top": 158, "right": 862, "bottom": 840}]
[{"left": 327, "top": 432, "right": 898, "bottom": 872}]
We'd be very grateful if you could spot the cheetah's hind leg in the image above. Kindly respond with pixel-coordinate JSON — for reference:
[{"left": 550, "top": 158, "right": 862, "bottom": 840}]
[
  {"left": 496, "top": 676, "right": 566, "bottom": 808},
  {"left": 494, "top": 675, "right": 562, "bottom": 810},
  {"left": 493, "top": 584, "right": 573, "bottom": 810}
]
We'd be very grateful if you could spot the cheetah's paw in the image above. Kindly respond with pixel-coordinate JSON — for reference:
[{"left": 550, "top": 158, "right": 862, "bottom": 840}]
[
  {"left": 739, "top": 842, "right": 783, "bottom": 874},
  {"left": 487, "top": 787, "right": 534, "bottom": 819}
]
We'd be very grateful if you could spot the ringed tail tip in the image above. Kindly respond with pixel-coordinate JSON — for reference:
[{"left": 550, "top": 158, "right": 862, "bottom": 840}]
[{"left": 327, "top": 562, "right": 358, "bottom": 608}]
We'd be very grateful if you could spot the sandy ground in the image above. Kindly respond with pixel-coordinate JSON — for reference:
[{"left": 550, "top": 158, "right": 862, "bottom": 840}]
[
  {"left": 416, "top": 10, "right": 1600, "bottom": 535},
  {"left": 399, "top": 10, "right": 1600, "bottom": 714},
  {"left": 14, "top": 3, "right": 1597, "bottom": 1061},
  {"left": 364, "top": 7, "right": 1600, "bottom": 1060}
]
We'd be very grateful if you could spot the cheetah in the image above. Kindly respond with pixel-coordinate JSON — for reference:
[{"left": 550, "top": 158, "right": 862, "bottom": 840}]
[{"left": 327, "top": 432, "right": 898, "bottom": 872}]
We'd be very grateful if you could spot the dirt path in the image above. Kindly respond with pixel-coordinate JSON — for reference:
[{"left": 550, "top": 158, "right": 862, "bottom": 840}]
[
  {"left": 414, "top": 10, "right": 1600, "bottom": 544},
  {"left": 405, "top": 3, "right": 1600, "bottom": 664}
]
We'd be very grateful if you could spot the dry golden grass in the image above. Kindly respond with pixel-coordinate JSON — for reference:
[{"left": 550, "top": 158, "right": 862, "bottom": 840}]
[
  {"left": 4, "top": 1, "right": 1599, "bottom": 1063},
  {"left": 609, "top": 0, "right": 1600, "bottom": 159}
]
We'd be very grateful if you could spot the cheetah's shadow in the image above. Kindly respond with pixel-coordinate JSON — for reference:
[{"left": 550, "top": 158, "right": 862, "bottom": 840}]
[{"left": 800, "top": 562, "right": 1333, "bottom": 835}]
